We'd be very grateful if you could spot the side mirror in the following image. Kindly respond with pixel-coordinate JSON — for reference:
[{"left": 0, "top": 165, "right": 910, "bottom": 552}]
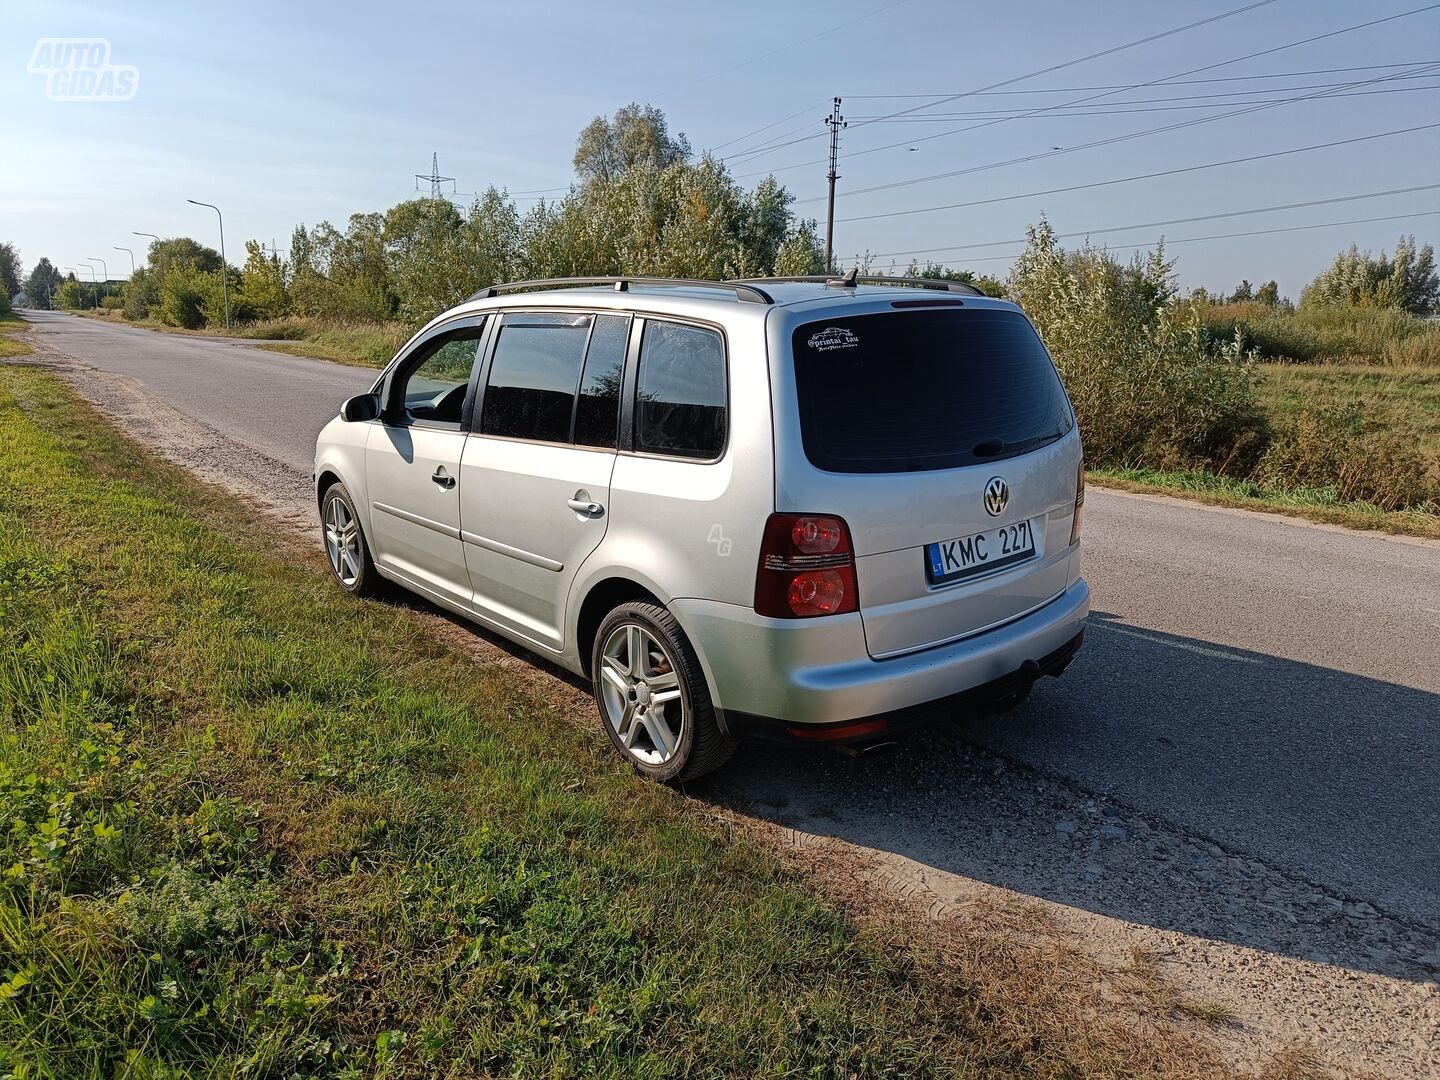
[{"left": 339, "top": 393, "right": 380, "bottom": 422}]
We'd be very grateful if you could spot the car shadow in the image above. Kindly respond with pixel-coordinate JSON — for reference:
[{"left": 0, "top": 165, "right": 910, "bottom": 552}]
[{"left": 690, "top": 610, "right": 1440, "bottom": 983}]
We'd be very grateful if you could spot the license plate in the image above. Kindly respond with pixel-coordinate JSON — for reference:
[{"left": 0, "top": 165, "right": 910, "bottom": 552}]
[{"left": 925, "top": 520, "right": 1036, "bottom": 585}]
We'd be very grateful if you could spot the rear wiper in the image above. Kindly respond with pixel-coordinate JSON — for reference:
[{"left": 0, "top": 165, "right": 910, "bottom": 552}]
[{"left": 972, "top": 438, "right": 1006, "bottom": 457}]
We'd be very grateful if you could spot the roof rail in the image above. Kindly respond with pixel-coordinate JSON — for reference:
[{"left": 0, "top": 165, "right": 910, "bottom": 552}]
[
  {"left": 467, "top": 276, "right": 775, "bottom": 305},
  {"left": 731, "top": 271, "right": 985, "bottom": 297}
]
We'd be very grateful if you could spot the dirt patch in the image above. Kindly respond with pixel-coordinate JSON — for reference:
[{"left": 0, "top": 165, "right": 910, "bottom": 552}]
[{"left": 14, "top": 340, "right": 1438, "bottom": 1079}]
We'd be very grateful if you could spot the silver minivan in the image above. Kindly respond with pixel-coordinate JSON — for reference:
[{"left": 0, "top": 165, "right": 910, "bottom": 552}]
[{"left": 314, "top": 274, "right": 1089, "bottom": 780}]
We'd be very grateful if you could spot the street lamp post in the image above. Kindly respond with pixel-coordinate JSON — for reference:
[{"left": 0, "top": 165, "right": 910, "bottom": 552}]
[
  {"left": 87, "top": 258, "right": 108, "bottom": 308},
  {"left": 73, "top": 265, "right": 98, "bottom": 309},
  {"left": 186, "top": 199, "right": 229, "bottom": 329},
  {"left": 132, "top": 232, "right": 160, "bottom": 267},
  {"left": 114, "top": 246, "right": 136, "bottom": 276}
]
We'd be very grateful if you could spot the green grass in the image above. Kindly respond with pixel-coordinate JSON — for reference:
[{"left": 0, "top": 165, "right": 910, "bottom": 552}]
[
  {"left": 1, "top": 365, "right": 1121, "bottom": 1078},
  {"left": 1258, "top": 362, "right": 1440, "bottom": 466},
  {"left": 254, "top": 320, "right": 410, "bottom": 368},
  {"left": 76, "top": 309, "right": 408, "bottom": 369},
  {"left": 0, "top": 311, "right": 31, "bottom": 358},
  {"left": 1205, "top": 303, "right": 1440, "bottom": 365},
  {"left": 1089, "top": 360, "right": 1440, "bottom": 539},
  {"left": 1089, "top": 466, "right": 1440, "bottom": 539}
]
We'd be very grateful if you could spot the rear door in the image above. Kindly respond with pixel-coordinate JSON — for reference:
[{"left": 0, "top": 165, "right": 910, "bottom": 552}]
[
  {"left": 365, "top": 318, "right": 488, "bottom": 608},
  {"left": 458, "top": 311, "right": 627, "bottom": 652},
  {"left": 785, "top": 304, "right": 1081, "bottom": 659}
]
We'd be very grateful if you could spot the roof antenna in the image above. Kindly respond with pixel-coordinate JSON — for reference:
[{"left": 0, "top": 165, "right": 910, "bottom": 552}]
[{"left": 833, "top": 267, "right": 858, "bottom": 288}]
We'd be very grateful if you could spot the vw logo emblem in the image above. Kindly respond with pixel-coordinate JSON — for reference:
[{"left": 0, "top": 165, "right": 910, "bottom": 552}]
[{"left": 984, "top": 477, "right": 1009, "bottom": 517}]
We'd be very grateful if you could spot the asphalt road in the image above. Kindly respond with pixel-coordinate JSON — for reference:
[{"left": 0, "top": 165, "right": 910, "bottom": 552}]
[{"left": 20, "top": 311, "right": 1440, "bottom": 932}]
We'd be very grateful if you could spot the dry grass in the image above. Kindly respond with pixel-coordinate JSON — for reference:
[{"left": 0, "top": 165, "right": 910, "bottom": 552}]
[
  {"left": 759, "top": 827, "right": 1248, "bottom": 1080},
  {"left": 1090, "top": 470, "right": 1440, "bottom": 541}
]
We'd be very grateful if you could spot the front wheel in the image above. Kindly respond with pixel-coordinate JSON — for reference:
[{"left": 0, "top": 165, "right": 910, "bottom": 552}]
[
  {"left": 591, "top": 602, "right": 734, "bottom": 782},
  {"left": 321, "top": 482, "right": 379, "bottom": 597}
]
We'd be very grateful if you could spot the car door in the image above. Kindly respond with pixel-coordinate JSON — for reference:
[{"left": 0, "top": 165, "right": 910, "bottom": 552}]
[
  {"left": 458, "top": 311, "right": 627, "bottom": 652},
  {"left": 364, "top": 317, "right": 489, "bottom": 609}
]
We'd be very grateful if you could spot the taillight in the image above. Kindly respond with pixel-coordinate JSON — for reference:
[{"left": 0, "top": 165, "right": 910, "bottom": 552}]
[
  {"left": 755, "top": 514, "right": 859, "bottom": 618},
  {"left": 1070, "top": 457, "right": 1085, "bottom": 546}
]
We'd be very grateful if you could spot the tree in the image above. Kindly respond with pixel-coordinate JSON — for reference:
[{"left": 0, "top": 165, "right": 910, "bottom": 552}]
[
  {"left": 381, "top": 195, "right": 520, "bottom": 322},
  {"left": 573, "top": 103, "right": 691, "bottom": 185},
  {"left": 1229, "top": 279, "right": 1253, "bottom": 303},
  {"left": 239, "top": 240, "right": 289, "bottom": 319},
  {"left": 0, "top": 242, "right": 21, "bottom": 302},
  {"left": 54, "top": 275, "right": 85, "bottom": 310},
  {"left": 24, "top": 257, "right": 64, "bottom": 310},
  {"left": 904, "top": 260, "right": 1007, "bottom": 298},
  {"left": 1255, "top": 280, "right": 1280, "bottom": 307},
  {"left": 773, "top": 220, "right": 825, "bottom": 275},
  {"left": 1301, "top": 235, "right": 1438, "bottom": 314},
  {"left": 150, "top": 237, "right": 223, "bottom": 275}
]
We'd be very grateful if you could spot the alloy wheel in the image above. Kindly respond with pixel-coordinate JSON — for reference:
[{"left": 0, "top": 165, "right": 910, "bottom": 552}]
[
  {"left": 598, "top": 622, "right": 686, "bottom": 766},
  {"left": 324, "top": 495, "right": 362, "bottom": 587}
]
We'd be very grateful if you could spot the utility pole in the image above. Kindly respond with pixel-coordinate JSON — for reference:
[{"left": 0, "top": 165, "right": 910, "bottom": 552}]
[
  {"left": 415, "top": 152, "right": 455, "bottom": 199},
  {"left": 824, "top": 97, "right": 846, "bottom": 273}
]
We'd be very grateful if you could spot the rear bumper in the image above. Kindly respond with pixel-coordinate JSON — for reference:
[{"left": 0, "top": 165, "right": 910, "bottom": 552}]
[
  {"left": 671, "top": 578, "right": 1089, "bottom": 739},
  {"left": 726, "top": 628, "right": 1084, "bottom": 744}
]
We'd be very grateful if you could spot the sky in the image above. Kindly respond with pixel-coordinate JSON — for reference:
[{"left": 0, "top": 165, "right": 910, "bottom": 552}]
[{"left": 2, "top": 0, "right": 1438, "bottom": 300}]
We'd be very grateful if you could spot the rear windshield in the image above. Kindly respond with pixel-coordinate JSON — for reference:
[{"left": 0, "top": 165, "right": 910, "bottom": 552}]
[{"left": 791, "top": 308, "right": 1073, "bottom": 473}]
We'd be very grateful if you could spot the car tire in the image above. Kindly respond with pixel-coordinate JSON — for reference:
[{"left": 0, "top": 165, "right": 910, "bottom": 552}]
[
  {"left": 591, "top": 601, "right": 735, "bottom": 782},
  {"left": 321, "top": 482, "right": 379, "bottom": 597}
]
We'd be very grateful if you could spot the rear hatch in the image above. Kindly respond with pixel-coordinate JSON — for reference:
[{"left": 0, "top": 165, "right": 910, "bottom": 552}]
[{"left": 784, "top": 303, "right": 1081, "bottom": 659}]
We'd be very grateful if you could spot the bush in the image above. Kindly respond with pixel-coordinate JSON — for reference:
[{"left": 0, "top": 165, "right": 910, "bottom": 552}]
[
  {"left": 54, "top": 279, "right": 85, "bottom": 310},
  {"left": 158, "top": 268, "right": 207, "bottom": 328},
  {"left": 100, "top": 296, "right": 123, "bottom": 311},
  {"left": 1252, "top": 401, "right": 1437, "bottom": 511},
  {"left": 1010, "top": 222, "right": 1266, "bottom": 472}
]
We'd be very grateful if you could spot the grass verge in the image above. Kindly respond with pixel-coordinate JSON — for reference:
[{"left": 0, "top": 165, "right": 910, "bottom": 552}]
[
  {"left": 0, "top": 312, "right": 32, "bottom": 358},
  {"left": 75, "top": 309, "right": 406, "bottom": 368},
  {"left": 1089, "top": 467, "right": 1440, "bottom": 540},
  {"left": 0, "top": 364, "right": 1247, "bottom": 1077}
]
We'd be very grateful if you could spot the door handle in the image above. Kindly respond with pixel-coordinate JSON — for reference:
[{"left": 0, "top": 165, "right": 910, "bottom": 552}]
[
  {"left": 566, "top": 497, "right": 603, "bottom": 517},
  {"left": 431, "top": 467, "right": 456, "bottom": 489}
]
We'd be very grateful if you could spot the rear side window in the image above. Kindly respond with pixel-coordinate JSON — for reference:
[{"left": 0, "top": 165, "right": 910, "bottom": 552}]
[
  {"left": 574, "top": 314, "right": 629, "bottom": 448},
  {"left": 481, "top": 312, "right": 590, "bottom": 442},
  {"left": 634, "top": 321, "right": 726, "bottom": 459},
  {"left": 791, "top": 309, "right": 1073, "bottom": 473}
]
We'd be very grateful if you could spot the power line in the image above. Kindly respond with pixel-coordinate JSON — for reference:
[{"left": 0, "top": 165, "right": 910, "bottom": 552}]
[
  {"left": 844, "top": 61, "right": 1440, "bottom": 96},
  {"left": 721, "top": 120, "right": 828, "bottom": 165},
  {"left": 850, "top": 0, "right": 1282, "bottom": 128},
  {"left": 707, "top": 100, "right": 828, "bottom": 155},
  {"left": 809, "top": 60, "right": 1440, "bottom": 203},
  {"left": 730, "top": 0, "right": 1280, "bottom": 177},
  {"left": 846, "top": 81, "right": 1440, "bottom": 121},
  {"left": 837, "top": 123, "right": 1440, "bottom": 224},
  {"left": 865, "top": 211, "right": 1440, "bottom": 266},
  {"left": 864, "top": 184, "right": 1440, "bottom": 259},
  {"left": 803, "top": 3, "right": 1440, "bottom": 195}
]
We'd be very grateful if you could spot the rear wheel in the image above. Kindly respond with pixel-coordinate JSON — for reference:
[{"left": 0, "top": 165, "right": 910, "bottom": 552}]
[
  {"left": 321, "top": 483, "right": 379, "bottom": 597},
  {"left": 591, "top": 602, "right": 734, "bottom": 782}
]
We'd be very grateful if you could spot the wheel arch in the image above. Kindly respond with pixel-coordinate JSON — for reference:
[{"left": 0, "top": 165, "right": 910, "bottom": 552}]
[
  {"left": 315, "top": 468, "right": 344, "bottom": 508},
  {"left": 575, "top": 577, "right": 662, "bottom": 677}
]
